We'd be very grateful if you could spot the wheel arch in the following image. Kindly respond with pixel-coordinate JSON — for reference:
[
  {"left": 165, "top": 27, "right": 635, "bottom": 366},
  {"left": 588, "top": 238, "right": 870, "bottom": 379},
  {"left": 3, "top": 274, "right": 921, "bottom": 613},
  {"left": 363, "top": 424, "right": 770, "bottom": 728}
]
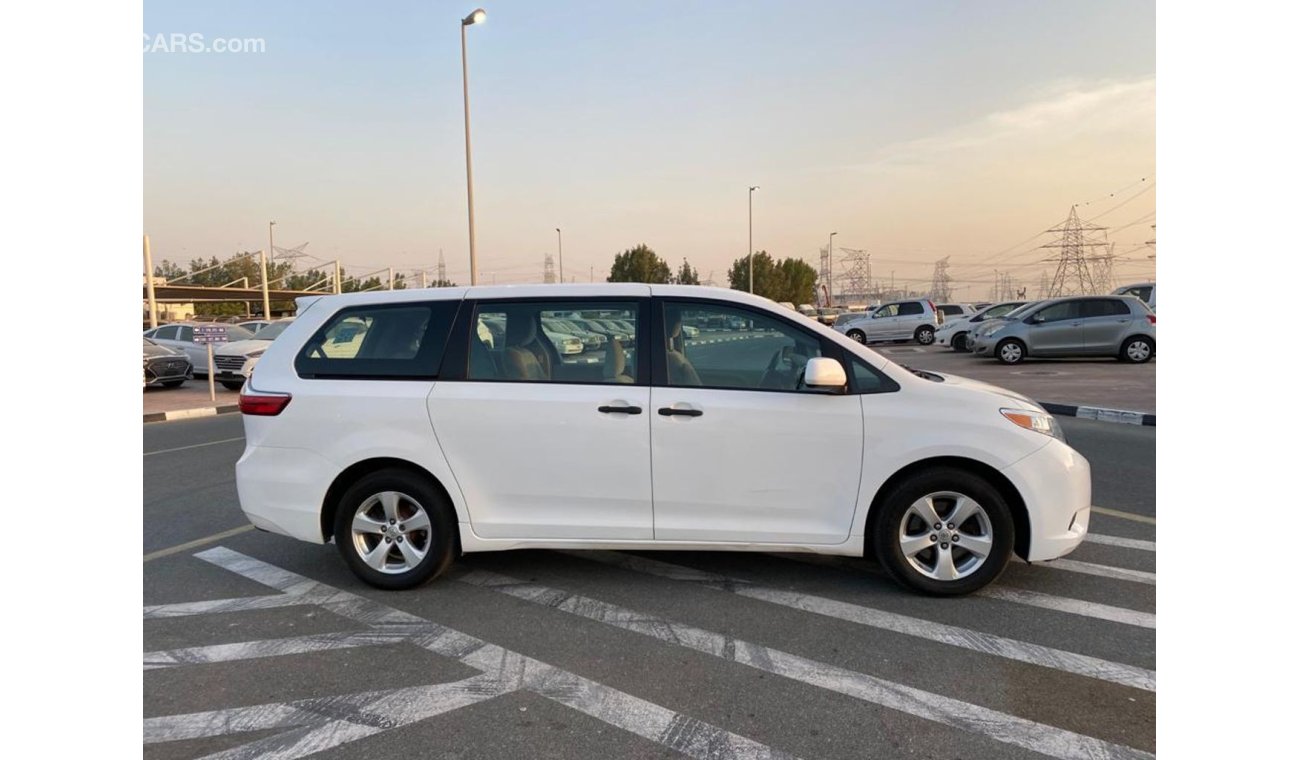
[
  {"left": 321, "top": 457, "right": 459, "bottom": 552},
  {"left": 863, "top": 456, "right": 1031, "bottom": 561}
]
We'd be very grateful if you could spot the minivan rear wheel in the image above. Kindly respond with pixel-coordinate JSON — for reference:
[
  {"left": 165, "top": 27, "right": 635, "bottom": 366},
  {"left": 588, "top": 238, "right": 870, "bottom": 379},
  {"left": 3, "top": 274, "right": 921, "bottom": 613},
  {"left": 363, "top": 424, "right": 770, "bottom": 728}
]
[
  {"left": 334, "top": 469, "right": 456, "bottom": 590},
  {"left": 873, "top": 468, "right": 1013, "bottom": 595}
]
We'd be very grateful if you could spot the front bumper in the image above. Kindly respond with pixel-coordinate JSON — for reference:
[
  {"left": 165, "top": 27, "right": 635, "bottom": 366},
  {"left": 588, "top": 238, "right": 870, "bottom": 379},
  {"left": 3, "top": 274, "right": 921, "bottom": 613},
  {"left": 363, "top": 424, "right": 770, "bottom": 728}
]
[{"left": 1000, "top": 438, "right": 1091, "bottom": 562}]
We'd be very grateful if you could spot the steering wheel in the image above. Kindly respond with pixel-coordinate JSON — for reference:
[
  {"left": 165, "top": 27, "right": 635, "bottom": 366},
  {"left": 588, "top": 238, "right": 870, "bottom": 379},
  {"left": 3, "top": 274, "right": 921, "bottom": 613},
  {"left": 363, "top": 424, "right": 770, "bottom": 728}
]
[{"left": 759, "top": 347, "right": 800, "bottom": 389}]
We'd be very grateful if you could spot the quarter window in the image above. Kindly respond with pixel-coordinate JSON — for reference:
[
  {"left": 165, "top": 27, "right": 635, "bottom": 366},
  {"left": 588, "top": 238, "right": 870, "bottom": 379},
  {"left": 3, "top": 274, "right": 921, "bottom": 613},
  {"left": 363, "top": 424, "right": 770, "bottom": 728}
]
[
  {"left": 662, "top": 302, "right": 825, "bottom": 392},
  {"left": 468, "top": 301, "right": 641, "bottom": 384},
  {"left": 295, "top": 301, "right": 458, "bottom": 379},
  {"left": 849, "top": 357, "right": 900, "bottom": 395},
  {"left": 177, "top": 325, "right": 195, "bottom": 343}
]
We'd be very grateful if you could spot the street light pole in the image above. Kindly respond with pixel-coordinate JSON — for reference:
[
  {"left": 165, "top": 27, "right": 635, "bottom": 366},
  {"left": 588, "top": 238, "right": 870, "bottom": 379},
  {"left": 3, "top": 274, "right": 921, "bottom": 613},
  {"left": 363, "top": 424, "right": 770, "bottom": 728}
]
[
  {"left": 259, "top": 249, "right": 271, "bottom": 319},
  {"left": 460, "top": 8, "right": 487, "bottom": 285},
  {"left": 555, "top": 228, "right": 563, "bottom": 283},
  {"left": 828, "top": 231, "right": 838, "bottom": 306},
  {"left": 748, "top": 186, "right": 759, "bottom": 293},
  {"left": 143, "top": 234, "right": 158, "bottom": 329}
]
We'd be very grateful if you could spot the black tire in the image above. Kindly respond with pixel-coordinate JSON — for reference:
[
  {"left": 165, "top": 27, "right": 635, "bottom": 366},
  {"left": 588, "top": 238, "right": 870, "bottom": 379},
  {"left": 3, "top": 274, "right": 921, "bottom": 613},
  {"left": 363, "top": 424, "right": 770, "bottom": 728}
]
[
  {"left": 220, "top": 380, "right": 245, "bottom": 391},
  {"left": 872, "top": 467, "right": 1014, "bottom": 596},
  {"left": 847, "top": 329, "right": 866, "bottom": 344},
  {"left": 161, "top": 379, "right": 186, "bottom": 388},
  {"left": 994, "top": 338, "right": 1026, "bottom": 365},
  {"left": 914, "top": 326, "right": 936, "bottom": 345},
  {"left": 334, "top": 469, "right": 456, "bottom": 590},
  {"left": 1119, "top": 335, "right": 1154, "bottom": 363},
  {"left": 951, "top": 333, "right": 969, "bottom": 352}
]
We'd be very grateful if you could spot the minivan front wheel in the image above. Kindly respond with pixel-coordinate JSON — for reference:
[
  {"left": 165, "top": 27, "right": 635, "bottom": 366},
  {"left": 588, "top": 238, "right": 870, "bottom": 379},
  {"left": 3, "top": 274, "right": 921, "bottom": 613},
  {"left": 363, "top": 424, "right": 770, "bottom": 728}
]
[
  {"left": 995, "top": 339, "right": 1026, "bottom": 364},
  {"left": 873, "top": 468, "right": 1013, "bottom": 595},
  {"left": 335, "top": 469, "right": 455, "bottom": 590},
  {"left": 915, "top": 326, "right": 936, "bottom": 345}
]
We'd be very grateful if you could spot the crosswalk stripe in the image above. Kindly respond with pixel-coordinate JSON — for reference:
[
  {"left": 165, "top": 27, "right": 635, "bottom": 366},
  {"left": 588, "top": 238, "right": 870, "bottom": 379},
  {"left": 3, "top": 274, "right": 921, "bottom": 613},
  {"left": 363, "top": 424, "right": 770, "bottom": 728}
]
[
  {"left": 1086, "top": 533, "right": 1156, "bottom": 552},
  {"left": 978, "top": 586, "right": 1156, "bottom": 629},
  {"left": 458, "top": 568, "right": 1153, "bottom": 760},
  {"left": 1039, "top": 558, "right": 1156, "bottom": 585},
  {"left": 565, "top": 551, "right": 1154, "bottom": 691},
  {"left": 144, "top": 630, "right": 407, "bottom": 670}
]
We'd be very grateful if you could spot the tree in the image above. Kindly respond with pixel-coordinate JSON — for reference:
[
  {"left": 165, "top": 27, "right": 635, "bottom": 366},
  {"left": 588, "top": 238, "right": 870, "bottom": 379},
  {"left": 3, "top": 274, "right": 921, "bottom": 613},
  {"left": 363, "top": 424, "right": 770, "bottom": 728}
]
[
  {"left": 608, "top": 244, "right": 671, "bottom": 283},
  {"left": 727, "top": 251, "right": 817, "bottom": 304},
  {"left": 674, "top": 258, "right": 701, "bottom": 285}
]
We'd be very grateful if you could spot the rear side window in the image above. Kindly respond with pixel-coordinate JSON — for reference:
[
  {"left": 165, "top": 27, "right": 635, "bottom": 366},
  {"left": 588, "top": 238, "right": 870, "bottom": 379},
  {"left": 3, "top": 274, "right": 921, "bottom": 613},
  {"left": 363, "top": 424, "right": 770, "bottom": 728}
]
[
  {"left": 154, "top": 325, "right": 179, "bottom": 340},
  {"left": 178, "top": 325, "right": 195, "bottom": 343},
  {"left": 295, "top": 301, "right": 459, "bottom": 379},
  {"left": 1084, "top": 299, "right": 1130, "bottom": 318},
  {"left": 898, "top": 302, "right": 924, "bottom": 316}
]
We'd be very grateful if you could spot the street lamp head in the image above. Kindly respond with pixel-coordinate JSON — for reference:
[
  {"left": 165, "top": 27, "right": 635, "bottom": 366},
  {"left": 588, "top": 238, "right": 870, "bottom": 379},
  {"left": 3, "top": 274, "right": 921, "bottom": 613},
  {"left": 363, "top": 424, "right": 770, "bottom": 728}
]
[
  {"left": 463, "top": 8, "right": 486, "bottom": 26},
  {"left": 750, "top": 185, "right": 759, "bottom": 192}
]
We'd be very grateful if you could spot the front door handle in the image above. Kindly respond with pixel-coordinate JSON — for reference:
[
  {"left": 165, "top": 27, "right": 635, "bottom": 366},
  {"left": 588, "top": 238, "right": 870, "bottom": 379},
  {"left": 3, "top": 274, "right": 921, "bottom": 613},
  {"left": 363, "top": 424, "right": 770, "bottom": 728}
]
[
  {"left": 658, "top": 407, "right": 703, "bottom": 417},
  {"left": 598, "top": 405, "right": 642, "bottom": 415}
]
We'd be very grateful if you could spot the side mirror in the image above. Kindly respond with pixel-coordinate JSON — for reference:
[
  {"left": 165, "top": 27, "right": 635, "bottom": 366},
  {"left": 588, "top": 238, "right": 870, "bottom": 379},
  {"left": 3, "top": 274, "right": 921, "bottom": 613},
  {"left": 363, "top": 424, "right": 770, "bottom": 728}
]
[{"left": 804, "top": 357, "right": 847, "bottom": 391}]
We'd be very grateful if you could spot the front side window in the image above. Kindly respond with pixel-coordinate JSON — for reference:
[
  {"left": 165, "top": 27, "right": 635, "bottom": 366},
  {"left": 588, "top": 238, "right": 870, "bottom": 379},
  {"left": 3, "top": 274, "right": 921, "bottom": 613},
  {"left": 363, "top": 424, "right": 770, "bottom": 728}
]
[
  {"left": 873, "top": 304, "right": 900, "bottom": 318},
  {"left": 1121, "top": 286, "right": 1153, "bottom": 302},
  {"left": 295, "top": 301, "right": 457, "bottom": 379},
  {"left": 468, "top": 301, "right": 641, "bottom": 384},
  {"left": 153, "top": 326, "right": 179, "bottom": 340},
  {"left": 1033, "top": 301, "right": 1082, "bottom": 323},
  {"left": 898, "top": 302, "right": 924, "bottom": 316},
  {"left": 663, "top": 302, "right": 825, "bottom": 392}
]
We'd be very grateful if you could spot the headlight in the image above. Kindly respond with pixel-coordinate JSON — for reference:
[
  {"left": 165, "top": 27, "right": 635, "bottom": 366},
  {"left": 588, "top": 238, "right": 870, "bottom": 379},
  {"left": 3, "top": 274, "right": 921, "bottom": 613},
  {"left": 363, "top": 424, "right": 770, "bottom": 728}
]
[
  {"left": 1000, "top": 408, "right": 1064, "bottom": 440},
  {"left": 246, "top": 349, "right": 265, "bottom": 359}
]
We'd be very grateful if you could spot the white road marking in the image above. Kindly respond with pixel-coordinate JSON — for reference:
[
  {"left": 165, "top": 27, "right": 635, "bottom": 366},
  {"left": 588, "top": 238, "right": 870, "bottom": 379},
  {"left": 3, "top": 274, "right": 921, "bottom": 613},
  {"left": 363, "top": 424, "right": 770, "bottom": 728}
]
[
  {"left": 767, "top": 552, "right": 1156, "bottom": 626},
  {"left": 144, "top": 630, "right": 408, "bottom": 670},
  {"left": 1086, "top": 533, "right": 1156, "bottom": 552},
  {"left": 152, "top": 547, "right": 795, "bottom": 760},
  {"left": 143, "top": 436, "right": 245, "bottom": 457},
  {"left": 1038, "top": 558, "right": 1156, "bottom": 585},
  {"left": 567, "top": 551, "right": 1154, "bottom": 691},
  {"left": 978, "top": 587, "right": 1155, "bottom": 629},
  {"left": 459, "top": 569, "right": 1154, "bottom": 760},
  {"left": 1091, "top": 506, "right": 1157, "bottom": 525},
  {"left": 143, "top": 525, "right": 255, "bottom": 562}
]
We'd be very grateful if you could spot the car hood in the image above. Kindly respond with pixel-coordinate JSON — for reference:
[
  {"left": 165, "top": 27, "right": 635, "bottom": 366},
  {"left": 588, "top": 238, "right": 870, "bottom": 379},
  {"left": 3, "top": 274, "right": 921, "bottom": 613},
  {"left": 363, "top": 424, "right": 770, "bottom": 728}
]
[
  {"left": 925, "top": 372, "right": 1043, "bottom": 411},
  {"left": 143, "top": 343, "right": 180, "bottom": 359},
  {"left": 215, "top": 339, "right": 273, "bottom": 356}
]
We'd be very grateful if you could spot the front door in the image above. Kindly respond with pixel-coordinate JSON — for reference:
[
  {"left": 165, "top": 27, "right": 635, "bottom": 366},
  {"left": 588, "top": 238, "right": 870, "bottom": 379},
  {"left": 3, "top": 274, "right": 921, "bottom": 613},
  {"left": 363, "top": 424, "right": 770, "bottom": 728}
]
[
  {"left": 867, "top": 303, "right": 901, "bottom": 340},
  {"left": 1025, "top": 300, "right": 1085, "bottom": 355},
  {"left": 649, "top": 299, "right": 864, "bottom": 544},
  {"left": 428, "top": 296, "right": 655, "bottom": 540}
]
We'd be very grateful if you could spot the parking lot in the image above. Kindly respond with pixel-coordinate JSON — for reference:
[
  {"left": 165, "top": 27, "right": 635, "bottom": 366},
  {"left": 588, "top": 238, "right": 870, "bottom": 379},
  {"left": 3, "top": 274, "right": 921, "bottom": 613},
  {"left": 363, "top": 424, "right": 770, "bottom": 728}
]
[{"left": 144, "top": 410, "right": 1155, "bottom": 759}]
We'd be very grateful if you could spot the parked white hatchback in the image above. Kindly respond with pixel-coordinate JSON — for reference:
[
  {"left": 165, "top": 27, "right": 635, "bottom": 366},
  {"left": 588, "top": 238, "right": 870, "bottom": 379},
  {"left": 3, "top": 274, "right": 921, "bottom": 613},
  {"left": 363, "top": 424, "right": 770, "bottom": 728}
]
[{"left": 237, "top": 284, "right": 1090, "bottom": 596}]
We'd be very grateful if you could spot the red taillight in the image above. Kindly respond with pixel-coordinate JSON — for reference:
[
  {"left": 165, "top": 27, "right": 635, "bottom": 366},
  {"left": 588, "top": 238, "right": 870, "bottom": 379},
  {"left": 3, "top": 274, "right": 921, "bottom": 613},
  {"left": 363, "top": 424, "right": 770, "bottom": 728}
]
[
  {"left": 1146, "top": 314, "right": 1156, "bottom": 325},
  {"left": 240, "top": 393, "right": 292, "bottom": 416}
]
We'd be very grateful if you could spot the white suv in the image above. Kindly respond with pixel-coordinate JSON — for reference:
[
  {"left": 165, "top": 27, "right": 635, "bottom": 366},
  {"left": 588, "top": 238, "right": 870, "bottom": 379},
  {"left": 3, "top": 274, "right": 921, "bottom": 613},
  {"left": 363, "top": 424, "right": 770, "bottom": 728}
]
[{"left": 236, "top": 284, "right": 1090, "bottom": 596}]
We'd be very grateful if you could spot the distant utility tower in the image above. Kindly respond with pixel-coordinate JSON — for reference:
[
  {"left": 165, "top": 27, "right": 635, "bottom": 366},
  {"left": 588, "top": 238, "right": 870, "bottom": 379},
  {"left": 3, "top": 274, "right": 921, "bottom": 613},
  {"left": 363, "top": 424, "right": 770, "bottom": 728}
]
[
  {"left": 817, "top": 245, "right": 832, "bottom": 302},
  {"left": 703, "top": 270, "right": 717, "bottom": 287},
  {"left": 929, "top": 257, "right": 952, "bottom": 302},
  {"left": 1037, "top": 271, "right": 1052, "bottom": 298},
  {"left": 437, "top": 250, "right": 447, "bottom": 282},
  {"left": 840, "top": 247, "right": 873, "bottom": 304},
  {"left": 1042, "top": 206, "right": 1110, "bottom": 296},
  {"left": 273, "top": 241, "right": 310, "bottom": 263},
  {"left": 543, "top": 253, "right": 557, "bottom": 284}
]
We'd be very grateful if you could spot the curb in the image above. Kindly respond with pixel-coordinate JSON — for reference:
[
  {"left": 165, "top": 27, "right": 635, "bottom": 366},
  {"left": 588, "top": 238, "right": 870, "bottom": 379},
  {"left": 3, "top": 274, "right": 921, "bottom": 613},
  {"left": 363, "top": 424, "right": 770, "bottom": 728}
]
[
  {"left": 1039, "top": 402, "right": 1155, "bottom": 427},
  {"left": 144, "top": 404, "right": 240, "bottom": 423}
]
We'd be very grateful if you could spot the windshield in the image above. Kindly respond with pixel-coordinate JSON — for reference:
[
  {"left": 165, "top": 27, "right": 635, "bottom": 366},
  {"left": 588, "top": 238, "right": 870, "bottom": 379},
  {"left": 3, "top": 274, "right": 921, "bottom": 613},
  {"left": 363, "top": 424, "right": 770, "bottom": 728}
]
[
  {"left": 253, "top": 320, "right": 293, "bottom": 340},
  {"left": 222, "top": 324, "right": 256, "bottom": 341},
  {"left": 1001, "top": 301, "right": 1040, "bottom": 320}
]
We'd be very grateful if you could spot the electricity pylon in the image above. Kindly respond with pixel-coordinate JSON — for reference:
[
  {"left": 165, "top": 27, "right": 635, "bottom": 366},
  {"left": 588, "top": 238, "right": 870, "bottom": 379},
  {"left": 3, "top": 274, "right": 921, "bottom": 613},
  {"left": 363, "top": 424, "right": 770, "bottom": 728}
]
[{"left": 1042, "top": 206, "right": 1110, "bottom": 296}]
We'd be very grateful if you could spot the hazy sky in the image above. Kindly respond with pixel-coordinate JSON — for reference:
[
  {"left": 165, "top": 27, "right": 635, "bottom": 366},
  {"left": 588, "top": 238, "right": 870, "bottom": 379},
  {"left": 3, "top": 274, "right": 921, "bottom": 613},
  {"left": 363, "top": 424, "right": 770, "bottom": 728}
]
[{"left": 144, "top": 0, "right": 1155, "bottom": 296}]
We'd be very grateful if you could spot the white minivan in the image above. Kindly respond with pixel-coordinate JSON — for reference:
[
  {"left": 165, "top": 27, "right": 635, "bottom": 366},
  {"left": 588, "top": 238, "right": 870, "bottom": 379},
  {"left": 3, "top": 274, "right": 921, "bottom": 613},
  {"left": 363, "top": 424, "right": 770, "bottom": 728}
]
[{"left": 236, "top": 284, "right": 1090, "bottom": 596}]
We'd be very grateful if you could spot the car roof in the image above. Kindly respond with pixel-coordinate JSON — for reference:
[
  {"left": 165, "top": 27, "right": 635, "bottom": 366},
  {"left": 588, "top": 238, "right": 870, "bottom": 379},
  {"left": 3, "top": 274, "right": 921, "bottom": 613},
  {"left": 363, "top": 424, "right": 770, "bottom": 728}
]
[{"left": 292, "top": 284, "right": 791, "bottom": 313}]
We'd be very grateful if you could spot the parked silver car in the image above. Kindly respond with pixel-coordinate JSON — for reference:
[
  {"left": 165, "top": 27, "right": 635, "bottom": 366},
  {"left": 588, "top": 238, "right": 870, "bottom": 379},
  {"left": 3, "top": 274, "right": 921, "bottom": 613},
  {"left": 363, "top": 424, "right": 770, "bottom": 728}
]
[
  {"left": 833, "top": 299, "right": 943, "bottom": 345},
  {"left": 970, "top": 295, "right": 1156, "bottom": 364},
  {"left": 935, "top": 301, "right": 1030, "bottom": 352},
  {"left": 213, "top": 319, "right": 294, "bottom": 390},
  {"left": 143, "top": 322, "right": 257, "bottom": 377}
]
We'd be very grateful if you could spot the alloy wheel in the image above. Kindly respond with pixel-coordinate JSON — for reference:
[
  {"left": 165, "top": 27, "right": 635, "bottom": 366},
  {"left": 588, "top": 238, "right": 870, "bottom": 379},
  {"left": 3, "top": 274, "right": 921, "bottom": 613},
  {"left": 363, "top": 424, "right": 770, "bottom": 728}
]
[
  {"left": 898, "top": 492, "right": 994, "bottom": 581},
  {"left": 350, "top": 491, "right": 434, "bottom": 574}
]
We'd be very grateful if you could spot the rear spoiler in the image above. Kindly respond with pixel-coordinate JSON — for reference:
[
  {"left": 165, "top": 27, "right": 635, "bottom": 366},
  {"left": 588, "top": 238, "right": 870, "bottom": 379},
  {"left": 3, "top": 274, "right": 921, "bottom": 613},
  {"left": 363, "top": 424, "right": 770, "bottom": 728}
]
[{"left": 295, "top": 296, "right": 324, "bottom": 316}]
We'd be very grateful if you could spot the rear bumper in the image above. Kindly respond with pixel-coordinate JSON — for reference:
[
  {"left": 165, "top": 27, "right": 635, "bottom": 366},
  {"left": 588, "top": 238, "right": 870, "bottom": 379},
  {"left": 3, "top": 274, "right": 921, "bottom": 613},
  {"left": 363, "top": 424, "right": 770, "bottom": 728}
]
[
  {"left": 236, "top": 444, "right": 334, "bottom": 544},
  {"left": 1000, "top": 439, "right": 1091, "bottom": 562}
]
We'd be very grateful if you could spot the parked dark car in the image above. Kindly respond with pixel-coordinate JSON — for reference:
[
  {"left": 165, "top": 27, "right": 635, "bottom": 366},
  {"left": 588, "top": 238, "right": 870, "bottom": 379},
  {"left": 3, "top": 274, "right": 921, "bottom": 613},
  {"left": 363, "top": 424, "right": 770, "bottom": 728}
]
[{"left": 143, "top": 338, "right": 192, "bottom": 388}]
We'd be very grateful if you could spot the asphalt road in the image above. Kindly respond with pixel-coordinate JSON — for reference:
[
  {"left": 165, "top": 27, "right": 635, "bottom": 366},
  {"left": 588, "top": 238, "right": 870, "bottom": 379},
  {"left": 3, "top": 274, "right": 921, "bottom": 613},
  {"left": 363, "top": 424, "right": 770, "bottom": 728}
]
[{"left": 144, "top": 411, "right": 1155, "bottom": 760}]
